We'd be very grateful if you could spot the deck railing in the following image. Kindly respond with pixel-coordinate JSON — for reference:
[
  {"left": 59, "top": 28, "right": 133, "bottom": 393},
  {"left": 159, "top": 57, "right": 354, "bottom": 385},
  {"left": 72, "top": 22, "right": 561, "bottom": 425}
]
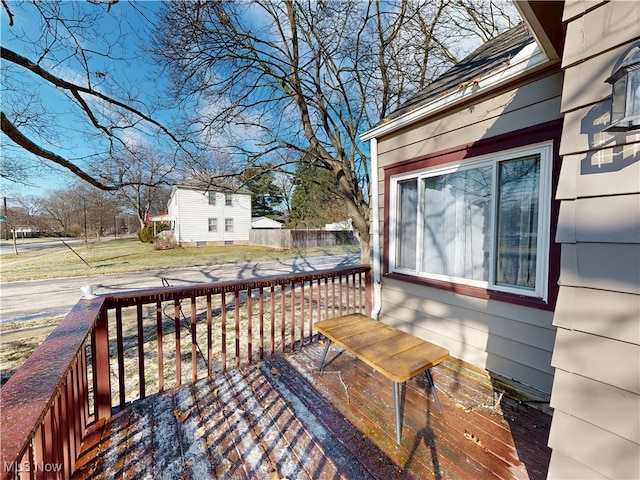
[{"left": 0, "top": 264, "right": 371, "bottom": 480}]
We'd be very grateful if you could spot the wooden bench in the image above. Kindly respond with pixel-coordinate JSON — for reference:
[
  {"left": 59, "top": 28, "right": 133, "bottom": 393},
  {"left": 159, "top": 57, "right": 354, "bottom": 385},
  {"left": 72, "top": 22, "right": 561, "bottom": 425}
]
[{"left": 314, "top": 313, "right": 449, "bottom": 444}]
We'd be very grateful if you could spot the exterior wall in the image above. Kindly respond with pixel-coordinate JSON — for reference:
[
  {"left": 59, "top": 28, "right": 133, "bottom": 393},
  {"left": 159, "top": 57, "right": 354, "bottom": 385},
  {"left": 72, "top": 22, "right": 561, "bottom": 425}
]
[
  {"left": 376, "top": 69, "right": 564, "bottom": 393},
  {"left": 547, "top": 1, "right": 640, "bottom": 478},
  {"left": 169, "top": 188, "right": 251, "bottom": 245}
]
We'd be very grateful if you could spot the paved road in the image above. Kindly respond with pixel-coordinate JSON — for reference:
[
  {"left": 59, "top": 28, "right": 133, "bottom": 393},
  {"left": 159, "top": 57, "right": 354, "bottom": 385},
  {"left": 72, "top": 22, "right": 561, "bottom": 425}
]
[
  {"left": 0, "top": 254, "right": 360, "bottom": 325},
  {"left": 0, "top": 238, "right": 85, "bottom": 256}
]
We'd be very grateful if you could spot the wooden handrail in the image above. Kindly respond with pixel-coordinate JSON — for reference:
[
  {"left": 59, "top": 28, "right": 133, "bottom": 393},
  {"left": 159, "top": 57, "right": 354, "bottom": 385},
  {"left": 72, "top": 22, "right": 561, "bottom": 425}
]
[{"left": 0, "top": 264, "right": 371, "bottom": 479}]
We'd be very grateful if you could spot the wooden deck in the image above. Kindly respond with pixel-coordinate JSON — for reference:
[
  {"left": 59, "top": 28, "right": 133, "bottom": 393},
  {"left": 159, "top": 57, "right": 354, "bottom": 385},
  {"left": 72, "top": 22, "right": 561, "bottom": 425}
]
[{"left": 72, "top": 342, "right": 552, "bottom": 479}]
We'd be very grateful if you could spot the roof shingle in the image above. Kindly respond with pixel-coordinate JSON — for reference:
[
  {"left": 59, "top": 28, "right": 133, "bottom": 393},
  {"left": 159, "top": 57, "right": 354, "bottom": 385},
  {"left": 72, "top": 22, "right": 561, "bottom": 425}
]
[{"left": 388, "top": 23, "right": 533, "bottom": 120}]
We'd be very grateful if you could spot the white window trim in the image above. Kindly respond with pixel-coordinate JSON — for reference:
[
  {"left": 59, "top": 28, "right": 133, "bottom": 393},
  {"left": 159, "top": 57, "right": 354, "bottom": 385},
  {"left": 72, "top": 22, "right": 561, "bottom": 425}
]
[{"left": 389, "top": 141, "right": 553, "bottom": 301}]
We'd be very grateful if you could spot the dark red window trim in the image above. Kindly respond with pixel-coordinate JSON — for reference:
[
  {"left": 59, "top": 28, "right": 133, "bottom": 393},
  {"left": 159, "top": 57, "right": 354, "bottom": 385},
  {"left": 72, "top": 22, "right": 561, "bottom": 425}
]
[{"left": 382, "top": 119, "right": 562, "bottom": 311}]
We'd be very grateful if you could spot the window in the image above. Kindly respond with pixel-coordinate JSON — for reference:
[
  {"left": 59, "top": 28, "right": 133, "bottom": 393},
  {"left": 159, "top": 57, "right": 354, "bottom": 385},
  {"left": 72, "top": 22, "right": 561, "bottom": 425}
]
[
  {"left": 390, "top": 142, "right": 552, "bottom": 300},
  {"left": 225, "top": 218, "right": 234, "bottom": 232},
  {"left": 208, "top": 218, "right": 218, "bottom": 232},
  {"left": 225, "top": 194, "right": 232, "bottom": 206},
  {"left": 208, "top": 192, "right": 216, "bottom": 205}
]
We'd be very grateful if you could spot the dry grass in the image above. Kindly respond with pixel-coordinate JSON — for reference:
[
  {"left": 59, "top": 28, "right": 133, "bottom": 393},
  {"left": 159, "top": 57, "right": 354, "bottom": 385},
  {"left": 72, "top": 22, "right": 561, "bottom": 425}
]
[{"left": 0, "top": 237, "right": 359, "bottom": 282}]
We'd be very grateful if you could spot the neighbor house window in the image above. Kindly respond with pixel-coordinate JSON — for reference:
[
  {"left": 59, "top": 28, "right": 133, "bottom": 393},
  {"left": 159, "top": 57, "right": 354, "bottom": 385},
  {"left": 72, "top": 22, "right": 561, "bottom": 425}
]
[
  {"left": 208, "top": 192, "right": 216, "bottom": 205},
  {"left": 225, "top": 194, "right": 232, "bottom": 206},
  {"left": 225, "top": 218, "right": 234, "bottom": 232},
  {"left": 208, "top": 218, "right": 218, "bottom": 232},
  {"left": 390, "top": 142, "right": 552, "bottom": 300}
]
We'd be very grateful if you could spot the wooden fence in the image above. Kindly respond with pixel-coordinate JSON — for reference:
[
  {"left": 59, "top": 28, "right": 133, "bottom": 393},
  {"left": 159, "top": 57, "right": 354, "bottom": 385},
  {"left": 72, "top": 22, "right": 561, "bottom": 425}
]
[{"left": 250, "top": 229, "right": 357, "bottom": 249}]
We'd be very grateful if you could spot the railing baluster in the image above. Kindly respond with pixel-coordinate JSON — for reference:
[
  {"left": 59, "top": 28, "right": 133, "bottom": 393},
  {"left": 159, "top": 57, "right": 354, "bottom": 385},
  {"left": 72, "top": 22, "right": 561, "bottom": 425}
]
[
  {"left": 346, "top": 274, "right": 351, "bottom": 314},
  {"left": 290, "top": 282, "right": 296, "bottom": 351},
  {"left": 28, "top": 439, "right": 36, "bottom": 480},
  {"left": 259, "top": 287, "right": 264, "bottom": 360},
  {"left": 365, "top": 268, "right": 373, "bottom": 316},
  {"left": 34, "top": 421, "right": 45, "bottom": 480},
  {"left": 332, "top": 276, "right": 337, "bottom": 318},
  {"left": 80, "top": 345, "right": 90, "bottom": 428},
  {"left": 270, "top": 286, "right": 275, "bottom": 355},
  {"left": 357, "top": 272, "right": 362, "bottom": 313},
  {"left": 174, "top": 300, "right": 182, "bottom": 387},
  {"left": 324, "top": 278, "right": 329, "bottom": 320},
  {"left": 316, "top": 278, "right": 321, "bottom": 323},
  {"left": 338, "top": 276, "right": 343, "bottom": 317},
  {"left": 156, "top": 301, "right": 164, "bottom": 393},
  {"left": 43, "top": 410, "right": 54, "bottom": 476},
  {"left": 92, "top": 309, "right": 111, "bottom": 420},
  {"left": 206, "top": 294, "right": 213, "bottom": 377},
  {"left": 58, "top": 387, "right": 70, "bottom": 479},
  {"left": 234, "top": 290, "right": 240, "bottom": 368},
  {"left": 280, "top": 285, "right": 286, "bottom": 352},
  {"left": 137, "top": 304, "right": 146, "bottom": 400},
  {"left": 247, "top": 288, "right": 253, "bottom": 364},
  {"left": 308, "top": 279, "right": 313, "bottom": 343},
  {"left": 190, "top": 296, "right": 197, "bottom": 382},
  {"left": 115, "top": 307, "right": 125, "bottom": 408},
  {"left": 300, "top": 281, "right": 306, "bottom": 345},
  {"left": 72, "top": 362, "right": 82, "bottom": 460},
  {"left": 64, "top": 373, "right": 74, "bottom": 476},
  {"left": 221, "top": 293, "right": 227, "bottom": 373}
]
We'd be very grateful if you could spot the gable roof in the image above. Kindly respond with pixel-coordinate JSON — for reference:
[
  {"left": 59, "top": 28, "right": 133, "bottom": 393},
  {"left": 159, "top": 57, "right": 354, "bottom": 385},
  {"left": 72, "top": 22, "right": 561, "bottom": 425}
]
[
  {"left": 175, "top": 178, "right": 252, "bottom": 196},
  {"left": 388, "top": 23, "right": 533, "bottom": 121}
]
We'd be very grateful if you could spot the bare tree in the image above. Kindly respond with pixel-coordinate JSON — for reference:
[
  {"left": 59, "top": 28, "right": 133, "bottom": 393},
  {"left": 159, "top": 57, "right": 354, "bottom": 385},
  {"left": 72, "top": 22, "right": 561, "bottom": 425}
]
[
  {"left": 0, "top": 1, "right": 187, "bottom": 191},
  {"left": 152, "top": 0, "right": 519, "bottom": 262},
  {"left": 100, "top": 145, "right": 174, "bottom": 229}
]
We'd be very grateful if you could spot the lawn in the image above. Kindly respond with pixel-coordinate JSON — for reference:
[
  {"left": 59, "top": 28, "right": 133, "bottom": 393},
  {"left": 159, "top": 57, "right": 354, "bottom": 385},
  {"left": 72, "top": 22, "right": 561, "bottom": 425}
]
[{"left": 0, "top": 237, "right": 360, "bottom": 283}]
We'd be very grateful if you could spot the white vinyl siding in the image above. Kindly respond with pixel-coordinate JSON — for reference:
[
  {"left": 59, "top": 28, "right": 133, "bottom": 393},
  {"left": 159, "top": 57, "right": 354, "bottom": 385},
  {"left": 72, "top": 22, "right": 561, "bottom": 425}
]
[{"left": 167, "top": 188, "right": 251, "bottom": 244}]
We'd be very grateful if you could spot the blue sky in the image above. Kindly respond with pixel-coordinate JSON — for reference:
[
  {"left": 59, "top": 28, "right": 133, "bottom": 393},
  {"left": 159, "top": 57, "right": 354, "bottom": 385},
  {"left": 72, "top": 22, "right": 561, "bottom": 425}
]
[{"left": 1, "top": 1, "right": 170, "bottom": 198}]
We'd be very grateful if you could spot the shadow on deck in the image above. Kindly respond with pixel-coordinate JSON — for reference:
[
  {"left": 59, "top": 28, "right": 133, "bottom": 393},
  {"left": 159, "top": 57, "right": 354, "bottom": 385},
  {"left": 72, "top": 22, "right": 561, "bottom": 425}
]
[{"left": 73, "top": 342, "right": 552, "bottom": 480}]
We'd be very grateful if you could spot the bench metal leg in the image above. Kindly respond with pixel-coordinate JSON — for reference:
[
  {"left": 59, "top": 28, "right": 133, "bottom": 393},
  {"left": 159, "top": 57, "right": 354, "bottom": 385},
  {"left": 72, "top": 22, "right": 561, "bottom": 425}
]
[
  {"left": 393, "top": 381, "right": 402, "bottom": 445},
  {"left": 425, "top": 368, "right": 443, "bottom": 414},
  {"left": 319, "top": 339, "right": 332, "bottom": 373}
]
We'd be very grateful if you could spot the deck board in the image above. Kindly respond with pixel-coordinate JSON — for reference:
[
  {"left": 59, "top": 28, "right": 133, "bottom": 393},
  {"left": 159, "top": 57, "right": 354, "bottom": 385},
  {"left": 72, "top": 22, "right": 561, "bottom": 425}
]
[{"left": 72, "top": 342, "right": 552, "bottom": 480}]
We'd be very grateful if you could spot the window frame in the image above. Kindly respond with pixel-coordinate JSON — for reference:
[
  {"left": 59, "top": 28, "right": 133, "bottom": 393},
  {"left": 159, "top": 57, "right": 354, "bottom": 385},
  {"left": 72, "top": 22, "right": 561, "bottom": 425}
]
[
  {"left": 208, "top": 217, "right": 218, "bottom": 232},
  {"left": 225, "top": 193, "right": 233, "bottom": 206},
  {"left": 388, "top": 141, "right": 553, "bottom": 301},
  {"left": 208, "top": 191, "right": 217, "bottom": 205},
  {"left": 225, "top": 218, "right": 234, "bottom": 233}
]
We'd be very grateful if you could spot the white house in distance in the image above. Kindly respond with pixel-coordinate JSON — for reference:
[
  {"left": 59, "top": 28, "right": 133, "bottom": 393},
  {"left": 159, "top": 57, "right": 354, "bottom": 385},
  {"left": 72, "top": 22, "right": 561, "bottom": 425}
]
[{"left": 162, "top": 184, "right": 252, "bottom": 246}]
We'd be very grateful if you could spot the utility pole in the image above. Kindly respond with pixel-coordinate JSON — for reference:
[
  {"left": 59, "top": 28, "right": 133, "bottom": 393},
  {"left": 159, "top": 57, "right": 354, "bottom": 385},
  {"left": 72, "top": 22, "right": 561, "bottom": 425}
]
[{"left": 1, "top": 197, "right": 7, "bottom": 240}]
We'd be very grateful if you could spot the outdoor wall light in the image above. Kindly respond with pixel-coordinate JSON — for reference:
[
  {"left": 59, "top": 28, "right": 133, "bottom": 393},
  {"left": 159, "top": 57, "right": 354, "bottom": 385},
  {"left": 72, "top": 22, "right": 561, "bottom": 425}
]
[{"left": 605, "top": 45, "right": 640, "bottom": 132}]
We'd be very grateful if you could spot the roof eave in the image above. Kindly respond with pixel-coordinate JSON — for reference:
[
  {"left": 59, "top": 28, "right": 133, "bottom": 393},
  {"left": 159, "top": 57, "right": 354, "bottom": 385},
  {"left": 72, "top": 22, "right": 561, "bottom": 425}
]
[
  {"left": 361, "top": 41, "right": 551, "bottom": 142},
  {"left": 514, "top": 0, "right": 565, "bottom": 61}
]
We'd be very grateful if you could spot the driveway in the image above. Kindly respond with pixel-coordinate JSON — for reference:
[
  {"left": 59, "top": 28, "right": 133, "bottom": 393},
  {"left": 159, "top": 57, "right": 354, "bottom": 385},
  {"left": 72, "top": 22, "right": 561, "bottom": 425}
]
[{"left": 0, "top": 254, "right": 360, "bottom": 325}]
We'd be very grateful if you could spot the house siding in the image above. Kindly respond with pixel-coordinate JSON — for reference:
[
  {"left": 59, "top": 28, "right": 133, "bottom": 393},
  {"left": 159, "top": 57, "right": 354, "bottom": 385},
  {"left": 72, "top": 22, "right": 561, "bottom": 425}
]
[
  {"left": 548, "top": 1, "right": 640, "bottom": 478},
  {"left": 376, "top": 69, "right": 563, "bottom": 393},
  {"left": 169, "top": 188, "right": 251, "bottom": 245}
]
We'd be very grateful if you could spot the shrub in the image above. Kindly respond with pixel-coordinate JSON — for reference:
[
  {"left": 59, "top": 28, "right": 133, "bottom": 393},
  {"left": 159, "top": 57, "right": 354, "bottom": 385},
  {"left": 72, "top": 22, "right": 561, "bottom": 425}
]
[
  {"left": 154, "top": 230, "right": 179, "bottom": 250},
  {"left": 138, "top": 223, "right": 170, "bottom": 243}
]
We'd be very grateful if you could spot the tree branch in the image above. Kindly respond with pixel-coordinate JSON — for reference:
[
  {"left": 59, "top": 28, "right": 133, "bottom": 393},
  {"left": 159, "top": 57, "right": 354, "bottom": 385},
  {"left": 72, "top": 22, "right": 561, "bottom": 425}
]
[
  {"left": 1, "top": 46, "right": 185, "bottom": 148},
  {"left": 1, "top": 111, "right": 119, "bottom": 191}
]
